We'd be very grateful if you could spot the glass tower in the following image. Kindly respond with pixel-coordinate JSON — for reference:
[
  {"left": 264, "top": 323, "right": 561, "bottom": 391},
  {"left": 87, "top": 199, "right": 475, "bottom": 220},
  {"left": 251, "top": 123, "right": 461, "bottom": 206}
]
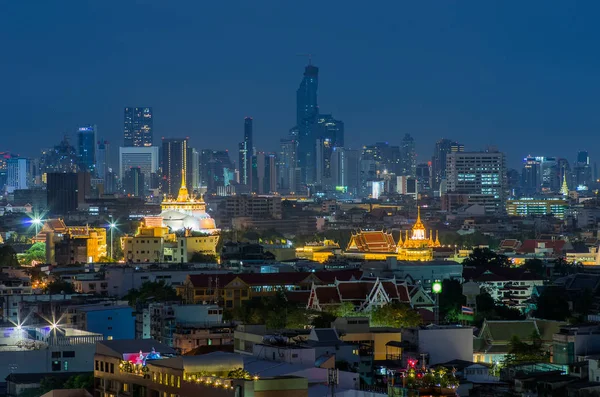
[
  {"left": 296, "top": 64, "right": 319, "bottom": 184},
  {"left": 77, "top": 125, "right": 97, "bottom": 173},
  {"left": 124, "top": 107, "right": 153, "bottom": 147}
]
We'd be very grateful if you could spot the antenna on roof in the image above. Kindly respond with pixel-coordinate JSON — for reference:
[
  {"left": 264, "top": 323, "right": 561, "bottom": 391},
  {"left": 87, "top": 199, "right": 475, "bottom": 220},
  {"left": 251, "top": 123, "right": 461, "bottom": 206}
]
[{"left": 297, "top": 53, "right": 313, "bottom": 65}]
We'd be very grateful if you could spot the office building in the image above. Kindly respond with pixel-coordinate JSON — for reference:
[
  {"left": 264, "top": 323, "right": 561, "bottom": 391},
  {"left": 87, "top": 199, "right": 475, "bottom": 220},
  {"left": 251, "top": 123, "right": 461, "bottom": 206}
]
[
  {"left": 123, "top": 167, "right": 144, "bottom": 197},
  {"left": 119, "top": 146, "right": 159, "bottom": 192},
  {"left": 361, "top": 142, "right": 402, "bottom": 176},
  {"left": 46, "top": 172, "right": 91, "bottom": 214},
  {"left": 278, "top": 138, "right": 297, "bottom": 193},
  {"left": 161, "top": 138, "right": 189, "bottom": 197},
  {"left": 315, "top": 138, "right": 333, "bottom": 187},
  {"left": 431, "top": 139, "right": 464, "bottom": 190},
  {"left": 40, "top": 136, "right": 79, "bottom": 174},
  {"left": 574, "top": 150, "right": 592, "bottom": 189},
  {"left": 397, "top": 175, "right": 418, "bottom": 199},
  {"left": 255, "top": 152, "right": 277, "bottom": 194},
  {"left": 6, "top": 158, "right": 29, "bottom": 193},
  {"left": 71, "top": 303, "right": 134, "bottom": 340},
  {"left": 521, "top": 156, "right": 542, "bottom": 194},
  {"left": 187, "top": 147, "right": 200, "bottom": 192},
  {"left": 317, "top": 114, "right": 344, "bottom": 147},
  {"left": 77, "top": 125, "right": 97, "bottom": 173},
  {"left": 199, "top": 149, "right": 234, "bottom": 193},
  {"left": 445, "top": 150, "right": 507, "bottom": 214},
  {"left": 296, "top": 63, "right": 319, "bottom": 185},
  {"left": 123, "top": 107, "right": 153, "bottom": 147},
  {"left": 96, "top": 140, "right": 110, "bottom": 182},
  {"left": 401, "top": 133, "right": 416, "bottom": 176},
  {"left": 506, "top": 197, "right": 569, "bottom": 219},
  {"left": 415, "top": 162, "right": 431, "bottom": 190},
  {"left": 331, "top": 147, "right": 360, "bottom": 195},
  {"left": 238, "top": 117, "right": 253, "bottom": 191}
]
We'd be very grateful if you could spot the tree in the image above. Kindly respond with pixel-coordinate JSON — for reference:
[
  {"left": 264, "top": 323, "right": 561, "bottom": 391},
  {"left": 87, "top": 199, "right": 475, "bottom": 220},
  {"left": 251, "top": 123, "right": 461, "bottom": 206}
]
[
  {"left": 370, "top": 302, "right": 422, "bottom": 328},
  {"left": 553, "top": 257, "right": 577, "bottom": 277},
  {"left": 312, "top": 311, "right": 337, "bottom": 328},
  {"left": 21, "top": 242, "right": 46, "bottom": 265},
  {"left": 439, "top": 279, "right": 465, "bottom": 321},
  {"left": 522, "top": 258, "right": 545, "bottom": 278},
  {"left": 63, "top": 374, "right": 93, "bottom": 390},
  {"left": 228, "top": 368, "right": 252, "bottom": 379},
  {"left": 44, "top": 279, "right": 75, "bottom": 294},
  {"left": 462, "top": 248, "right": 509, "bottom": 268},
  {"left": 0, "top": 245, "right": 19, "bottom": 267},
  {"left": 123, "top": 280, "right": 179, "bottom": 305},
  {"left": 503, "top": 332, "right": 550, "bottom": 366},
  {"left": 534, "top": 286, "right": 570, "bottom": 321},
  {"left": 190, "top": 252, "right": 218, "bottom": 263}
]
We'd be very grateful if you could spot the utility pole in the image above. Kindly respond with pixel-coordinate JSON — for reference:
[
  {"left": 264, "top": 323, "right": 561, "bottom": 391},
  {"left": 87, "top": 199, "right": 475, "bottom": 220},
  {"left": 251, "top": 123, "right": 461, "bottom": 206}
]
[{"left": 327, "top": 367, "right": 338, "bottom": 396}]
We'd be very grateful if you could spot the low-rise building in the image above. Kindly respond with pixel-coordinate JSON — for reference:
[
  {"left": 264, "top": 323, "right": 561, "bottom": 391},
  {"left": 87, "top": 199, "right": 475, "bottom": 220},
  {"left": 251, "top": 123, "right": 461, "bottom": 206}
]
[{"left": 69, "top": 303, "right": 134, "bottom": 340}]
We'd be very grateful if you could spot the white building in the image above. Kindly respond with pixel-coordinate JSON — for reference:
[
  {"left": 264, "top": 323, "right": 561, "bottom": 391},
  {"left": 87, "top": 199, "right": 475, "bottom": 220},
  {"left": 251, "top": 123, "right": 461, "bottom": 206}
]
[
  {"left": 6, "top": 158, "right": 29, "bottom": 193},
  {"left": 446, "top": 150, "right": 507, "bottom": 214}
]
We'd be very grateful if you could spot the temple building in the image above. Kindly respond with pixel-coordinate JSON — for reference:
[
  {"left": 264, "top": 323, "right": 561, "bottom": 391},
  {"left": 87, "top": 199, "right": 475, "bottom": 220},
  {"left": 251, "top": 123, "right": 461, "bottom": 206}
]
[
  {"left": 122, "top": 171, "right": 220, "bottom": 263},
  {"left": 345, "top": 207, "right": 440, "bottom": 261}
]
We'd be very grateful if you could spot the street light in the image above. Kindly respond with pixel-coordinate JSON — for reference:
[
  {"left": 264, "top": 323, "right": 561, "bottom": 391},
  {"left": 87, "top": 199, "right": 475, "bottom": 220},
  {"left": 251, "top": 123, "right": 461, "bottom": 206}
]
[
  {"left": 109, "top": 223, "right": 117, "bottom": 260},
  {"left": 432, "top": 280, "right": 442, "bottom": 325},
  {"left": 32, "top": 218, "right": 42, "bottom": 236}
]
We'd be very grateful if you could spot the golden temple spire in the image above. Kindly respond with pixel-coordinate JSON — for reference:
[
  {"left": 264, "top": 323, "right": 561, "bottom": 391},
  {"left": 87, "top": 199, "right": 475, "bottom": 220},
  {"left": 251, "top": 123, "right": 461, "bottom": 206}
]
[
  {"left": 435, "top": 230, "right": 441, "bottom": 247},
  {"left": 176, "top": 168, "right": 190, "bottom": 202},
  {"left": 561, "top": 172, "right": 569, "bottom": 196},
  {"left": 180, "top": 167, "right": 186, "bottom": 189}
]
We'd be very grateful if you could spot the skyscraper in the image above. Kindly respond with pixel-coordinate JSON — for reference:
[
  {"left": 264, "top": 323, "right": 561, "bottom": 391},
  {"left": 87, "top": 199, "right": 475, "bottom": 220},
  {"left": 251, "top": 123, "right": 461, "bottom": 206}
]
[
  {"left": 187, "top": 147, "right": 200, "bottom": 192},
  {"left": 521, "top": 156, "right": 541, "bottom": 194},
  {"left": 47, "top": 172, "right": 91, "bottom": 215},
  {"left": 6, "top": 158, "right": 29, "bottom": 193},
  {"left": 278, "top": 138, "right": 297, "bottom": 193},
  {"left": 296, "top": 63, "right": 319, "bottom": 185},
  {"left": 431, "top": 139, "right": 464, "bottom": 190},
  {"left": 317, "top": 114, "right": 344, "bottom": 147},
  {"left": 96, "top": 140, "right": 110, "bottom": 182},
  {"left": 238, "top": 117, "right": 254, "bottom": 191},
  {"left": 77, "top": 125, "right": 97, "bottom": 173},
  {"left": 123, "top": 167, "right": 144, "bottom": 197},
  {"left": 161, "top": 138, "right": 189, "bottom": 197},
  {"left": 200, "top": 149, "right": 234, "bottom": 193},
  {"left": 401, "top": 133, "right": 416, "bottom": 176},
  {"left": 119, "top": 146, "right": 159, "bottom": 192},
  {"left": 123, "top": 107, "right": 153, "bottom": 147},
  {"left": 445, "top": 150, "right": 507, "bottom": 214},
  {"left": 331, "top": 147, "right": 360, "bottom": 196},
  {"left": 574, "top": 150, "right": 592, "bottom": 189}
]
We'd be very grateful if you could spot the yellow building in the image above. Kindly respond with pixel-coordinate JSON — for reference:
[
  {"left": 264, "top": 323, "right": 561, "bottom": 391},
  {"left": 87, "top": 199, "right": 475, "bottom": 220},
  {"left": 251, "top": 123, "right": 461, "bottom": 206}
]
[
  {"left": 345, "top": 207, "right": 440, "bottom": 261},
  {"left": 295, "top": 239, "right": 341, "bottom": 263},
  {"left": 39, "top": 219, "right": 108, "bottom": 264}
]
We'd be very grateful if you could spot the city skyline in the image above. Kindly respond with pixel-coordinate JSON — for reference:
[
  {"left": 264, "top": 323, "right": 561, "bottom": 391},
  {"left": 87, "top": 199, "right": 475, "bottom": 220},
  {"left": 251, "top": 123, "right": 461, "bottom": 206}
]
[{"left": 2, "top": 2, "right": 600, "bottom": 169}]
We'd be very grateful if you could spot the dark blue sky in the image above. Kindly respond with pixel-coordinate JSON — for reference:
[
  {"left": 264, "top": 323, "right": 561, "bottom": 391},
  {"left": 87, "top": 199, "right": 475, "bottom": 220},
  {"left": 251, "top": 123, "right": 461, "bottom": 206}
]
[{"left": 2, "top": 1, "right": 599, "bottom": 169}]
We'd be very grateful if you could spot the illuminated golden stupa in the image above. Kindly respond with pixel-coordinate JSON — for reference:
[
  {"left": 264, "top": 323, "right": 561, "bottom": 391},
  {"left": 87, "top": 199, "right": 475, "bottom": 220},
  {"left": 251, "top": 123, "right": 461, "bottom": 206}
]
[
  {"left": 345, "top": 206, "right": 439, "bottom": 261},
  {"left": 159, "top": 170, "right": 219, "bottom": 233}
]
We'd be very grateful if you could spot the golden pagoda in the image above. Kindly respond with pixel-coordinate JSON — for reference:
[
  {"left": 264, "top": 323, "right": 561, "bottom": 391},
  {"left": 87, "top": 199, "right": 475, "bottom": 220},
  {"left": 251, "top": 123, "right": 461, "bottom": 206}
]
[
  {"left": 561, "top": 173, "right": 569, "bottom": 196},
  {"left": 396, "top": 206, "right": 439, "bottom": 261}
]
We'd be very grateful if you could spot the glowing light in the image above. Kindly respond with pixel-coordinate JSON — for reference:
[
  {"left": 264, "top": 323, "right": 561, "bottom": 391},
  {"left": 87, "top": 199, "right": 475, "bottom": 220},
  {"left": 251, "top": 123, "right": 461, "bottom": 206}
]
[
  {"left": 432, "top": 281, "right": 442, "bottom": 294},
  {"left": 32, "top": 218, "right": 42, "bottom": 225},
  {"left": 109, "top": 223, "right": 117, "bottom": 229}
]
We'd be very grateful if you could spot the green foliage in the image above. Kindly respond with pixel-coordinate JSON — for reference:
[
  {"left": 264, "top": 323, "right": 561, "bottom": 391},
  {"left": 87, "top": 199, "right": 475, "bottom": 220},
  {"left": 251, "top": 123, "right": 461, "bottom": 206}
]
[
  {"left": 44, "top": 279, "right": 75, "bottom": 294},
  {"left": 553, "top": 257, "right": 582, "bottom": 277},
  {"left": 311, "top": 311, "right": 337, "bottom": 328},
  {"left": 227, "top": 368, "right": 252, "bottom": 379},
  {"left": 20, "top": 242, "right": 46, "bottom": 265},
  {"left": 0, "top": 244, "right": 19, "bottom": 267},
  {"left": 503, "top": 332, "right": 549, "bottom": 366},
  {"left": 439, "top": 279, "right": 465, "bottom": 321},
  {"left": 123, "top": 280, "right": 179, "bottom": 305},
  {"left": 370, "top": 302, "right": 422, "bottom": 328},
  {"left": 462, "top": 248, "right": 510, "bottom": 267},
  {"left": 522, "top": 258, "right": 545, "bottom": 278},
  {"left": 190, "top": 252, "right": 218, "bottom": 263},
  {"left": 472, "top": 292, "right": 524, "bottom": 327},
  {"left": 534, "top": 286, "right": 570, "bottom": 321},
  {"left": 63, "top": 374, "right": 93, "bottom": 390},
  {"left": 227, "top": 292, "right": 311, "bottom": 329}
]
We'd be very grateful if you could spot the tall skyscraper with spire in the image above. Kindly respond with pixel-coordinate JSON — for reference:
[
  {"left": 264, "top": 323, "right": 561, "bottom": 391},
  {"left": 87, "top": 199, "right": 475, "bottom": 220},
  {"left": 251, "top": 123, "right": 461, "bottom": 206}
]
[
  {"left": 296, "top": 62, "right": 319, "bottom": 185},
  {"left": 238, "top": 117, "right": 254, "bottom": 191}
]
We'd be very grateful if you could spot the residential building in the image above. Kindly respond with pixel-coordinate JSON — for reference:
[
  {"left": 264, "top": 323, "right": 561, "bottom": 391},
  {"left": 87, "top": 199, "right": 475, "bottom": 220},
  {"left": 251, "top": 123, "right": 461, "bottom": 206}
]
[
  {"left": 123, "top": 107, "right": 153, "bottom": 147},
  {"left": 445, "top": 150, "right": 507, "bottom": 214},
  {"left": 220, "top": 195, "right": 282, "bottom": 220},
  {"left": 6, "top": 157, "right": 29, "bottom": 193},
  {"left": 70, "top": 303, "right": 134, "bottom": 340},
  {"left": 401, "top": 133, "right": 416, "bottom": 176},
  {"left": 553, "top": 324, "right": 600, "bottom": 365},
  {"left": 431, "top": 139, "right": 463, "bottom": 191}
]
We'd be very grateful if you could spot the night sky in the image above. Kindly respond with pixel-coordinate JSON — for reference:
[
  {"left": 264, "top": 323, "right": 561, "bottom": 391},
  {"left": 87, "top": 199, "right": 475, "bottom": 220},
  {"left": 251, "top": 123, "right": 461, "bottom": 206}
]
[{"left": 2, "top": 1, "right": 600, "bottom": 169}]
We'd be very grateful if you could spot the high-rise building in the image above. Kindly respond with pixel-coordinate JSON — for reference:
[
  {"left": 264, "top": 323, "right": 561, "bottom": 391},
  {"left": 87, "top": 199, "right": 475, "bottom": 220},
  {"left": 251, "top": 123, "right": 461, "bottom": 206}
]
[
  {"left": 123, "top": 107, "right": 153, "bottom": 147},
  {"left": 317, "top": 114, "right": 344, "bottom": 147},
  {"left": 278, "top": 138, "right": 297, "bottom": 193},
  {"left": 187, "top": 147, "right": 200, "bottom": 192},
  {"left": 238, "top": 117, "right": 254, "bottom": 191},
  {"left": 119, "top": 146, "right": 159, "bottom": 192},
  {"left": 296, "top": 63, "right": 319, "bottom": 185},
  {"left": 161, "top": 138, "right": 189, "bottom": 197},
  {"left": 401, "top": 133, "right": 416, "bottom": 176},
  {"left": 415, "top": 163, "right": 431, "bottom": 191},
  {"left": 6, "top": 158, "right": 29, "bottom": 193},
  {"left": 574, "top": 150, "right": 592, "bottom": 189},
  {"left": 521, "top": 156, "right": 542, "bottom": 194},
  {"left": 315, "top": 138, "right": 334, "bottom": 187},
  {"left": 445, "top": 150, "right": 507, "bottom": 214},
  {"left": 40, "top": 136, "right": 79, "bottom": 174},
  {"left": 331, "top": 147, "right": 360, "bottom": 196},
  {"left": 77, "top": 125, "right": 97, "bottom": 173},
  {"left": 47, "top": 172, "right": 91, "bottom": 214},
  {"left": 432, "top": 139, "right": 464, "bottom": 190},
  {"left": 396, "top": 175, "right": 418, "bottom": 199},
  {"left": 200, "top": 149, "right": 234, "bottom": 193},
  {"left": 254, "top": 152, "right": 278, "bottom": 194},
  {"left": 96, "top": 140, "right": 110, "bottom": 182},
  {"left": 123, "top": 167, "right": 144, "bottom": 197}
]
